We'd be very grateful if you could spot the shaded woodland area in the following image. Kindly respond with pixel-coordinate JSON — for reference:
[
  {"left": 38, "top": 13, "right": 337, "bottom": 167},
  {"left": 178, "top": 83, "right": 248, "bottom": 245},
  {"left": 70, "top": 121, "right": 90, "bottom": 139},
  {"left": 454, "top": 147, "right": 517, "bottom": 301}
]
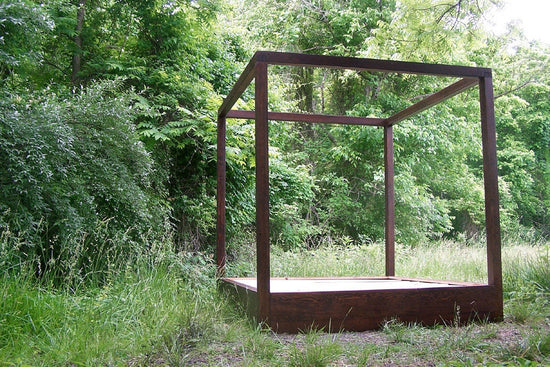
[
  {"left": 2, "top": 0, "right": 550, "bottom": 262},
  {"left": 1, "top": 0, "right": 549, "bottom": 365}
]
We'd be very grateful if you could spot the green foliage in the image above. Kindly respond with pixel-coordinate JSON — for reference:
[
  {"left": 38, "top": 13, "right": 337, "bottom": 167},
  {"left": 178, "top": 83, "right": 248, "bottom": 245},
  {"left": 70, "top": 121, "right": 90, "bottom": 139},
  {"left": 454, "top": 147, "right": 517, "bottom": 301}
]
[
  {"left": 0, "top": 251, "right": 219, "bottom": 365},
  {"left": 2, "top": 0, "right": 250, "bottom": 252},
  {"left": 368, "top": 0, "right": 494, "bottom": 64},
  {"left": 240, "top": 0, "right": 395, "bottom": 56},
  {"left": 4, "top": 0, "right": 550, "bottom": 254},
  {"left": 504, "top": 245, "right": 550, "bottom": 299},
  {"left": 3, "top": 1, "right": 550, "bottom": 365},
  {"left": 0, "top": 80, "right": 168, "bottom": 283},
  {"left": 226, "top": 0, "right": 550, "bottom": 246},
  {"left": 77, "top": 0, "right": 249, "bottom": 250},
  {"left": 0, "top": 0, "right": 54, "bottom": 81},
  {"left": 269, "top": 152, "right": 317, "bottom": 249}
]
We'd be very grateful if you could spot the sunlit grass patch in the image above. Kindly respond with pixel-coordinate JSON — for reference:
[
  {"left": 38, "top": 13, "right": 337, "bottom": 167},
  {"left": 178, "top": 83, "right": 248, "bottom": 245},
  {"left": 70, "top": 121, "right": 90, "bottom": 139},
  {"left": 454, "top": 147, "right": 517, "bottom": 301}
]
[{"left": 288, "top": 330, "right": 343, "bottom": 367}]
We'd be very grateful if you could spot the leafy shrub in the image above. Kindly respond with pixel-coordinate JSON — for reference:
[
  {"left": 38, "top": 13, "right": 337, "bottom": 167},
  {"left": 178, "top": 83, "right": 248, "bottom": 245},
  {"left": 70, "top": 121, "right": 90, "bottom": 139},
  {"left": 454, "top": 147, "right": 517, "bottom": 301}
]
[
  {"left": 0, "top": 80, "right": 168, "bottom": 283},
  {"left": 269, "top": 154, "right": 317, "bottom": 250}
]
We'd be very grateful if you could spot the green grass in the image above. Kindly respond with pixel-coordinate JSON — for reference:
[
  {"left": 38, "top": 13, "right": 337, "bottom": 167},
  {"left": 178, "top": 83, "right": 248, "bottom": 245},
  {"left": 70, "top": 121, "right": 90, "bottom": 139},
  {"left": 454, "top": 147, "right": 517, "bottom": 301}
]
[
  {"left": 0, "top": 262, "right": 223, "bottom": 365},
  {"left": 1, "top": 240, "right": 549, "bottom": 366},
  {"left": 256, "top": 240, "right": 545, "bottom": 285}
]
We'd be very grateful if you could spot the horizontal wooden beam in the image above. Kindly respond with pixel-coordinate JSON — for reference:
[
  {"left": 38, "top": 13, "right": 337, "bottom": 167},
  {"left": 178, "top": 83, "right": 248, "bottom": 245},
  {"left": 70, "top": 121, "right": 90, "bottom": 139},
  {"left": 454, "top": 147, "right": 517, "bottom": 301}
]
[
  {"left": 218, "top": 54, "right": 258, "bottom": 117},
  {"left": 226, "top": 110, "right": 385, "bottom": 126},
  {"left": 255, "top": 51, "right": 491, "bottom": 78},
  {"left": 384, "top": 77, "right": 479, "bottom": 126}
]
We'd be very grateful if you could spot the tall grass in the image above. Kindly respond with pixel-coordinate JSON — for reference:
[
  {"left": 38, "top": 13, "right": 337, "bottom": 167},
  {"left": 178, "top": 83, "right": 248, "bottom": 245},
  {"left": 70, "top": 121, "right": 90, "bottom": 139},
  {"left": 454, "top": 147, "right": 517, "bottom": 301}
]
[
  {"left": 0, "top": 262, "right": 222, "bottom": 365},
  {"left": 1, "top": 232, "right": 549, "bottom": 365},
  {"left": 266, "top": 241, "right": 543, "bottom": 285},
  {"left": 0, "top": 222, "right": 224, "bottom": 366}
]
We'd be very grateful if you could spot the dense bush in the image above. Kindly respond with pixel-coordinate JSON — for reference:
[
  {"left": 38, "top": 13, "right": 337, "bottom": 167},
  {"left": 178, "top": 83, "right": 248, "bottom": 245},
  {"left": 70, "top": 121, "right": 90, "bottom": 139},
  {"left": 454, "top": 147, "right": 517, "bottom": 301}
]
[{"left": 0, "top": 81, "right": 168, "bottom": 282}]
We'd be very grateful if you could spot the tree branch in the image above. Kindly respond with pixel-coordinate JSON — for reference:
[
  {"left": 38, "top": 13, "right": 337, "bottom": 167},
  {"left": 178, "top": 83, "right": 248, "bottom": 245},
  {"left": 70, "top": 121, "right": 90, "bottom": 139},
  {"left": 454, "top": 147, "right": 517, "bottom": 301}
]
[{"left": 495, "top": 80, "right": 536, "bottom": 99}]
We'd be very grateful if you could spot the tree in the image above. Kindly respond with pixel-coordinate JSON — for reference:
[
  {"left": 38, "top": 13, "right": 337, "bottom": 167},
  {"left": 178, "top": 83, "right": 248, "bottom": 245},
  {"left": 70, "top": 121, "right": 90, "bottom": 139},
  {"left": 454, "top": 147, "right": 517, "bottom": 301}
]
[
  {"left": 0, "top": 1, "right": 54, "bottom": 83},
  {"left": 224, "top": 0, "right": 550, "bottom": 245},
  {"left": 70, "top": 0, "right": 86, "bottom": 84}
]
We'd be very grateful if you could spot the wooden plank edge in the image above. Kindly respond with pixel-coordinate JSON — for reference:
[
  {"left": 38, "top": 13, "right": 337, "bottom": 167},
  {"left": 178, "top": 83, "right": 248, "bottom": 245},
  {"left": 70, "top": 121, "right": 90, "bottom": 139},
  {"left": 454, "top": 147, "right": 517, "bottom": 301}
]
[
  {"left": 222, "top": 277, "right": 259, "bottom": 292},
  {"left": 391, "top": 276, "right": 486, "bottom": 287},
  {"left": 222, "top": 276, "right": 487, "bottom": 290}
]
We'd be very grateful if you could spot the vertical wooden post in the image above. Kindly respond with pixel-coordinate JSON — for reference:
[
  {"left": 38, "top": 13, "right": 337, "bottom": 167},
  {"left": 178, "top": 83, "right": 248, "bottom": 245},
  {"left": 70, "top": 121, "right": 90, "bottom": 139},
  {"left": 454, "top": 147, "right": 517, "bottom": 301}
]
[
  {"left": 384, "top": 125, "right": 396, "bottom": 276},
  {"left": 479, "top": 75, "right": 503, "bottom": 295},
  {"left": 216, "top": 115, "right": 227, "bottom": 277},
  {"left": 255, "top": 61, "right": 271, "bottom": 323}
]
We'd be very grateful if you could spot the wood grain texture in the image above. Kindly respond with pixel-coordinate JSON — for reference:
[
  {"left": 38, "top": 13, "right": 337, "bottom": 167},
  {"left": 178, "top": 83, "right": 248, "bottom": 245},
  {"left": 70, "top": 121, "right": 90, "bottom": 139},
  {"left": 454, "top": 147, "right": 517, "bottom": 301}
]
[
  {"left": 384, "top": 126, "right": 395, "bottom": 276},
  {"left": 216, "top": 115, "right": 226, "bottom": 276},
  {"left": 269, "top": 285, "right": 500, "bottom": 333},
  {"left": 479, "top": 75, "right": 504, "bottom": 320},
  {"left": 221, "top": 278, "right": 502, "bottom": 333}
]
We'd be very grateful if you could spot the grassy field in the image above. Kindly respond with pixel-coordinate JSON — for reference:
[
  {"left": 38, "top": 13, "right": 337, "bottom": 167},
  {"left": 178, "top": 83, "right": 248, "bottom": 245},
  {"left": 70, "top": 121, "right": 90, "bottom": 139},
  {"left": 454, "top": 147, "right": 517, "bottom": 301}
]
[{"left": 1, "top": 240, "right": 549, "bottom": 366}]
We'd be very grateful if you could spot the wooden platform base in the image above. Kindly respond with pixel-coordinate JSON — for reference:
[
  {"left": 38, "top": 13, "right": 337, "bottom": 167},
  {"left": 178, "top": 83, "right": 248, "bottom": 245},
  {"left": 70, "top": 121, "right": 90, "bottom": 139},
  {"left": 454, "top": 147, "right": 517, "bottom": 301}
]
[{"left": 220, "top": 277, "right": 502, "bottom": 333}]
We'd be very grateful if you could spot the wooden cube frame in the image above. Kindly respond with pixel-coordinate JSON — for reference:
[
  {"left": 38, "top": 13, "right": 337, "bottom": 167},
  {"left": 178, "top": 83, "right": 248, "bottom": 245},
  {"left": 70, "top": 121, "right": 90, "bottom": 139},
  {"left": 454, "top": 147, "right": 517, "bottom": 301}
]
[{"left": 217, "top": 51, "right": 502, "bottom": 332}]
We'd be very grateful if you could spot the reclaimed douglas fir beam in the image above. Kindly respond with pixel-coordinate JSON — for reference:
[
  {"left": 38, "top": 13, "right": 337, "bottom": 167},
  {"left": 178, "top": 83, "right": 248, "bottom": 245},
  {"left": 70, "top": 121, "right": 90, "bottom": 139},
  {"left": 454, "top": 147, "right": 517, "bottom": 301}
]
[
  {"left": 226, "top": 110, "right": 385, "bottom": 126},
  {"left": 218, "top": 53, "right": 258, "bottom": 117},
  {"left": 216, "top": 115, "right": 226, "bottom": 277},
  {"left": 218, "top": 51, "right": 489, "bottom": 119},
  {"left": 384, "top": 77, "right": 479, "bottom": 126},
  {"left": 216, "top": 51, "right": 503, "bottom": 331}
]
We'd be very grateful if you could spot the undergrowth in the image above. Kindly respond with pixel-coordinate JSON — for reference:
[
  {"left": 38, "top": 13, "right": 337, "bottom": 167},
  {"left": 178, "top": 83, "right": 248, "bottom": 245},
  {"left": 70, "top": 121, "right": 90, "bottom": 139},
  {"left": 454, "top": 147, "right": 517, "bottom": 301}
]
[
  {"left": 1, "top": 237, "right": 549, "bottom": 366},
  {"left": 0, "top": 258, "right": 220, "bottom": 365}
]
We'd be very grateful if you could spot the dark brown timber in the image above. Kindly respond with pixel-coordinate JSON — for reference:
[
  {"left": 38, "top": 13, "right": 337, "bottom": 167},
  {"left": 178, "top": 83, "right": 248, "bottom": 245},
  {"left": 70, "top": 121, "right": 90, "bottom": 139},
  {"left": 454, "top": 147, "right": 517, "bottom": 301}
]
[
  {"left": 226, "top": 110, "right": 385, "bottom": 126},
  {"left": 384, "top": 125, "right": 395, "bottom": 276},
  {"left": 218, "top": 54, "right": 258, "bottom": 117},
  {"left": 255, "top": 51, "right": 491, "bottom": 78},
  {"left": 216, "top": 115, "right": 226, "bottom": 277},
  {"left": 221, "top": 277, "right": 501, "bottom": 333},
  {"left": 270, "top": 285, "right": 500, "bottom": 333},
  {"left": 479, "top": 75, "right": 503, "bottom": 320},
  {"left": 384, "top": 77, "right": 478, "bottom": 126},
  {"left": 255, "top": 62, "right": 271, "bottom": 323},
  {"left": 217, "top": 51, "right": 502, "bottom": 332}
]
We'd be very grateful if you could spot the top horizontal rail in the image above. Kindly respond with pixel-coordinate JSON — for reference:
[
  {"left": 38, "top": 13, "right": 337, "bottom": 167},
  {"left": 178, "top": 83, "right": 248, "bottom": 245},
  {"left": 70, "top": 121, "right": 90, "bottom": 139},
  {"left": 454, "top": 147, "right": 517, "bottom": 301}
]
[
  {"left": 217, "top": 51, "right": 492, "bottom": 119},
  {"left": 255, "top": 51, "right": 491, "bottom": 78}
]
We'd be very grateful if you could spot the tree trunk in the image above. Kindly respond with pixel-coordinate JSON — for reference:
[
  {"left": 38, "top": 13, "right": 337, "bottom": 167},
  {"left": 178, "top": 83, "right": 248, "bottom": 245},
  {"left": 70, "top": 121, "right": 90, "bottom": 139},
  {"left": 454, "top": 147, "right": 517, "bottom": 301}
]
[{"left": 71, "top": 0, "right": 87, "bottom": 85}]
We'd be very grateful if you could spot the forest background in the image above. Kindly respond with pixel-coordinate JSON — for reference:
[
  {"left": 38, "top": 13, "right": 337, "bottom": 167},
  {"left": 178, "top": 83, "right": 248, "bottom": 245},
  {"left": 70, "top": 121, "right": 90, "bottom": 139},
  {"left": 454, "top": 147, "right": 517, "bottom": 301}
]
[
  {"left": 1, "top": 0, "right": 549, "bottom": 365},
  {"left": 2, "top": 0, "right": 549, "bottom": 264}
]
